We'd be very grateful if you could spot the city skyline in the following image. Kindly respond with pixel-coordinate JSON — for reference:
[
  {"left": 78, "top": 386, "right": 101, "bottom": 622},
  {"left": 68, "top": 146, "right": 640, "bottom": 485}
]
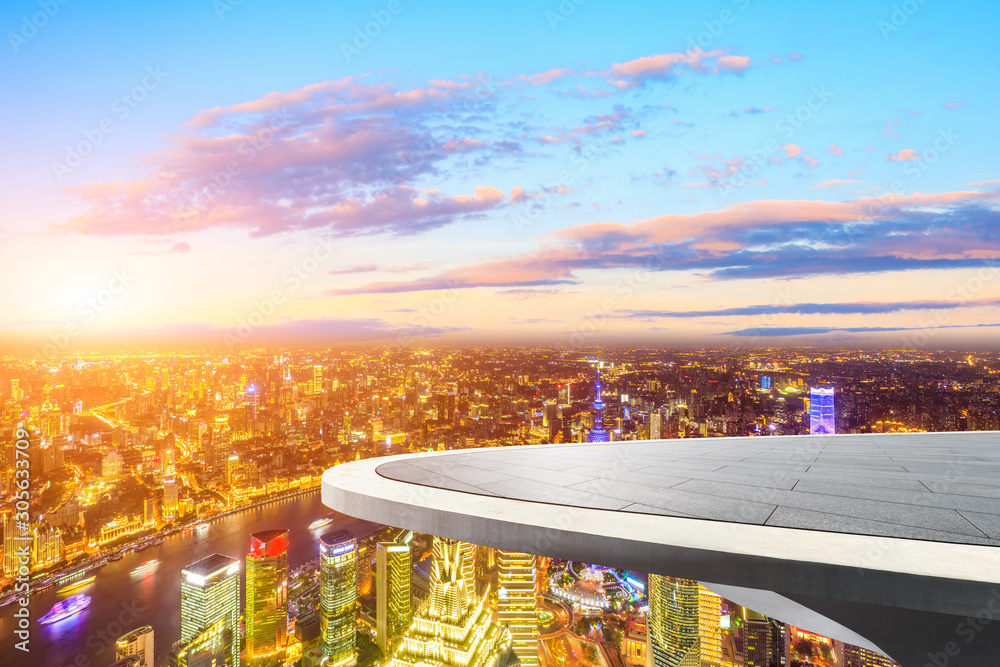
[{"left": 2, "top": 1, "right": 999, "bottom": 352}]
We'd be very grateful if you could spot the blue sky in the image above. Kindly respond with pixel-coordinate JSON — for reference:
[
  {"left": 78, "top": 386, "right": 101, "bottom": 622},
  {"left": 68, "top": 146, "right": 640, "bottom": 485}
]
[{"left": 1, "top": 0, "right": 998, "bottom": 352}]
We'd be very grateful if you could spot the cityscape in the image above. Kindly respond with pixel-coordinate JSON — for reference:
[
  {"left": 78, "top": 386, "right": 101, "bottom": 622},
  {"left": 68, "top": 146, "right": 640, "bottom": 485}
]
[
  {"left": 4, "top": 0, "right": 1000, "bottom": 664},
  {"left": 1, "top": 347, "right": 998, "bottom": 664}
]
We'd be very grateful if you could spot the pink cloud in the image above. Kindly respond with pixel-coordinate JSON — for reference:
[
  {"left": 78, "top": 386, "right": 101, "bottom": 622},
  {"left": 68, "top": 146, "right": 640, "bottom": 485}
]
[
  {"left": 944, "top": 101, "right": 968, "bottom": 109},
  {"left": 518, "top": 68, "right": 574, "bottom": 86},
  {"left": 828, "top": 144, "right": 844, "bottom": 156},
  {"left": 883, "top": 120, "right": 901, "bottom": 139},
  {"left": 887, "top": 148, "right": 921, "bottom": 162},
  {"left": 782, "top": 143, "right": 803, "bottom": 159},
  {"left": 631, "top": 130, "right": 647, "bottom": 138},
  {"left": 441, "top": 137, "right": 487, "bottom": 153},
  {"left": 604, "top": 48, "right": 753, "bottom": 90},
  {"left": 810, "top": 179, "right": 859, "bottom": 190}
]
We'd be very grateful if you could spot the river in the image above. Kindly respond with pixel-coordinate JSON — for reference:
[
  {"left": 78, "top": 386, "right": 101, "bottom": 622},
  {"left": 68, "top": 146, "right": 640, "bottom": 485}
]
[{"left": 0, "top": 489, "right": 381, "bottom": 667}]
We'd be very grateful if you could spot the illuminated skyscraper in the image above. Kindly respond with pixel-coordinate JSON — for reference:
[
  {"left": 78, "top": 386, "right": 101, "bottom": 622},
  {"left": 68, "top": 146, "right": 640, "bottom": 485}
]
[
  {"left": 377, "top": 534, "right": 413, "bottom": 654},
  {"left": 648, "top": 576, "right": 699, "bottom": 667},
  {"left": 809, "top": 387, "right": 835, "bottom": 435},
  {"left": 388, "top": 538, "right": 512, "bottom": 667},
  {"left": 313, "top": 365, "right": 324, "bottom": 394},
  {"left": 650, "top": 411, "right": 663, "bottom": 440},
  {"left": 246, "top": 529, "right": 290, "bottom": 666},
  {"left": 497, "top": 549, "right": 538, "bottom": 667},
  {"left": 180, "top": 554, "right": 241, "bottom": 667},
  {"left": 842, "top": 644, "right": 896, "bottom": 666},
  {"left": 170, "top": 618, "right": 231, "bottom": 667},
  {"left": 587, "top": 370, "right": 611, "bottom": 443},
  {"left": 742, "top": 611, "right": 772, "bottom": 667},
  {"left": 698, "top": 587, "right": 722, "bottom": 667},
  {"left": 116, "top": 625, "right": 154, "bottom": 667},
  {"left": 320, "top": 530, "right": 358, "bottom": 666}
]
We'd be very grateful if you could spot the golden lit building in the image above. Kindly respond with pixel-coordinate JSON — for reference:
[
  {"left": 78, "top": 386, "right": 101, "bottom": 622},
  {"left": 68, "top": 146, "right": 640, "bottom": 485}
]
[
  {"left": 388, "top": 538, "right": 513, "bottom": 667},
  {"left": 320, "top": 530, "right": 358, "bottom": 666},
  {"left": 246, "top": 529, "right": 290, "bottom": 666},
  {"left": 180, "top": 554, "right": 241, "bottom": 667},
  {"left": 377, "top": 535, "right": 413, "bottom": 654},
  {"left": 497, "top": 549, "right": 538, "bottom": 667}
]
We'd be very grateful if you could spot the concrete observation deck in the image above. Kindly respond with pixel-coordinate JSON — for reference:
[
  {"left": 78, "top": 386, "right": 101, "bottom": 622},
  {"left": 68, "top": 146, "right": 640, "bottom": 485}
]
[{"left": 322, "top": 432, "right": 1000, "bottom": 667}]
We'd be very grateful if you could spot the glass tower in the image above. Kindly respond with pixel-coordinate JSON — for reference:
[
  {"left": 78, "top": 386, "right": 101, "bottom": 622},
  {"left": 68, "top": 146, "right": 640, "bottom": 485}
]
[
  {"left": 809, "top": 387, "right": 836, "bottom": 435},
  {"left": 246, "top": 529, "right": 290, "bottom": 666},
  {"left": 180, "top": 553, "right": 241, "bottom": 667},
  {"left": 320, "top": 529, "right": 359, "bottom": 666},
  {"left": 377, "top": 535, "right": 413, "bottom": 654},
  {"left": 497, "top": 549, "right": 538, "bottom": 667}
]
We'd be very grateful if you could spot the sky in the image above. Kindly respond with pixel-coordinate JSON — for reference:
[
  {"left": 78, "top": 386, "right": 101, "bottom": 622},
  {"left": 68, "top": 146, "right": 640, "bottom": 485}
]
[{"left": 2, "top": 0, "right": 999, "bottom": 354}]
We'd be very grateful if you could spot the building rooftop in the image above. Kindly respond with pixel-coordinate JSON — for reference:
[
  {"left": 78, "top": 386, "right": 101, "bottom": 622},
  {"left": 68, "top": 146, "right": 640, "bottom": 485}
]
[
  {"left": 322, "top": 431, "right": 1000, "bottom": 666},
  {"left": 375, "top": 431, "right": 1000, "bottom": 546},
  {"left": 183, "top": 553, "right": 240, "bottom": 579}
]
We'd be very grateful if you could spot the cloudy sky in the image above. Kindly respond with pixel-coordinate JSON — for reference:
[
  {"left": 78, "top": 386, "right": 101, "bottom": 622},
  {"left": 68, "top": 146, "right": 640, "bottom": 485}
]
[{"left": 2, "top": 0, "right": 998, "bottom": 352}]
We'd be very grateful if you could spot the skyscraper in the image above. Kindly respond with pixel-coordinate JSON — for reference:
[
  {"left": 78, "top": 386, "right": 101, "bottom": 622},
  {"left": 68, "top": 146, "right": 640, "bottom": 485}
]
[
  {"left": 698, "top": 587, "right": 722, "bottom": 667},
  {"left": 170, "top": 617, "right": 232, "bottom": 667},
  {"left": 246, "top": 529, "right": 290, "bottom": 666},
  {"left": 320, "top": 530, "right": 358, "bottom": 666},
  {"left": 743, "top": 611, "right": 772, "bottom": 667},
  {"left": 116, "top": 625, "right": 154, "bottom": 667},
  {"left": 388, "top": 538, "right": 513, "bottom": 667},
  {"left": 180, "top": 554, "right": 241, "bottom": 667},
  {"left": 497, "top": 549, "right": 538, "bottom": 667},
  {"left": 377, "top": 535, "right": 413, "bottom": 654},
  {"left": 650, "top": 411, "right": 663, "bottom": 440},
  {"left": 587, "top": 370, "right": 611, "bottom": 443},
  {"left": 648, "top": 576, "right": 699, "bottom": 667},
  {"left": 809, "top": 387, "right": 835, "bottom": 435}
]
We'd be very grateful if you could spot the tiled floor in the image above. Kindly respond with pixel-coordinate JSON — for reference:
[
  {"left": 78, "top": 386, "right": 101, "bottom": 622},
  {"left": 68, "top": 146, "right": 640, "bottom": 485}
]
[{"left": 376, "top": 432, "right": 1000, "bottom": 546}]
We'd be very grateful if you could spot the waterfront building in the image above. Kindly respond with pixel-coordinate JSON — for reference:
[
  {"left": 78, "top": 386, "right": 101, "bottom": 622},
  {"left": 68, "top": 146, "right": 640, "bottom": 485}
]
[
  {"left": 497, "top": 549, "right": 538, "bottom": 667},
  {"left": 116, "top": 625, "right": 154, "bottom": 666},
  {"left": 246, "top": 529, "right": 290, "bottom": 666},
  {"left": 180, "top": 553, "right": 241, "bottom": 667},
  {"left": 320, "top": 529, "right": 358, "bottom": 666}
]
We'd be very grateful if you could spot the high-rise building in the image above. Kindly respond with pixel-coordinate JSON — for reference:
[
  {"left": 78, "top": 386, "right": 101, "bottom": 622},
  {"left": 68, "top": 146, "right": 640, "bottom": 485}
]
[
  {"left": 377, "top": 535, "right": 413, "bottom": 654},
  {"left": 388, "top": 538, "right": 513, "bottom": 667},
  {"left": 225, "top": 454, "right": 239, "bottom": 486},
  {"left": 743, "top": 611, "right": 773, "bottom": 667},
  {"left": 587, "top": 370, "right": 611, "bottom": 443},
  {"left": 180, "top": 553, "right": 241, "bottom": 667},
  {"left": 320, "top": 530, "right": 358, "bottom": 666},
  {"left": 698, "top": 587, "right": 722, "bottom": 667},
  {"left": 650, "top": 411, "right": 663, "bottom": 440},
  {"left": 809, "top": 387, "right": 835, "bottom": 435},
  {"left": 497, "top": 549, "right": 538, "bottom": 667},
  {"left": 170, "top": 617, "right": 232, "bottom": 667},
  {"left": 648, "top": 575, "right": 699, "bottom": 667},
  {"left": 246, "top": 529, "right": 290, "bottom": 666},
  {"left": 313, "top": 365, "right": 324, "bottom": 394},
  {"left": 116, "top": 625, "right": 154, "bottom": 667},
  {"left": 1, "top": 511, "right": 28, "bottom": 579}
]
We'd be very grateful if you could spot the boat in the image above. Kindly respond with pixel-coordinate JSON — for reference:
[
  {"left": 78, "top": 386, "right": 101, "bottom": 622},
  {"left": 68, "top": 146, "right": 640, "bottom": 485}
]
[
  {"left": 131, "top": 559, "right": 158, "bottom": 575},
  {"left": 308, "top": 514, "right": 336, "bottom": 530},
  {"left": 108, "top": 553, "right": 124, "bottom": 561},
  {"left": 57, "top": 576, "right": 95, "bottom": 594},
  {"left": 39, "top": 594, "right": 91, "bottom": 624},
  {"left": 134, "top": 543, "right": 150, "bottom": 552},
  {"left": 151, "top": 536, "right": 165, "bottom": 544}
]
